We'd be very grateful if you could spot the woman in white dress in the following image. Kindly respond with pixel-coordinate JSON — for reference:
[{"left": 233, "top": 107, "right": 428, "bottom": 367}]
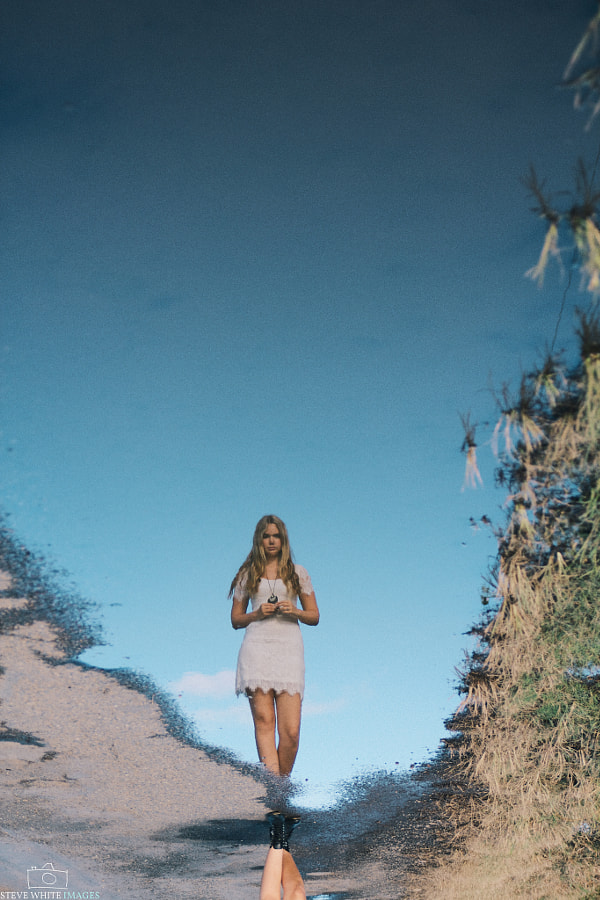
[{"left": 230, "top": 515, "right": 319, "bottom": 776}]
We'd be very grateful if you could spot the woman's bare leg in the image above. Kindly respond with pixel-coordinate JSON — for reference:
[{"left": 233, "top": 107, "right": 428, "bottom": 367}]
[
  {"left": 259, "top": 847, "right": 283, "bottom": 900},
  {"left": 259, "top": 848, "right": 306, "bottom": 900},
  {"left": 281, "top": 850, "right": 306, "bottom": 900},
  {"left": 248, "top": 689, "right": 280, "bottom": 774},
  {"left": 274, "top": 692, "right": 302, "bottom": 776}
]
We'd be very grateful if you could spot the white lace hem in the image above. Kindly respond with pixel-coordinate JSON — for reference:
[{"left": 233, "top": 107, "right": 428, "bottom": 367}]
[{"left": 236, "top": 679, "right": 303, "bottom": 700}]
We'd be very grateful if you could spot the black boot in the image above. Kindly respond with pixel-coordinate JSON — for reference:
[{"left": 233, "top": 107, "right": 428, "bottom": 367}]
[
  {"left": 284, "top": 814, "right": 301, "bottom": 845},
  {"left": 267, "top": 811, "right": 287, "bottom": 850}
]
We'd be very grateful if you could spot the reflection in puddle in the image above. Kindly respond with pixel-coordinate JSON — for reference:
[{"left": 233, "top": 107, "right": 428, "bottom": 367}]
[{"left": 0, "top": 530, "right": 440, "bottom": 898}]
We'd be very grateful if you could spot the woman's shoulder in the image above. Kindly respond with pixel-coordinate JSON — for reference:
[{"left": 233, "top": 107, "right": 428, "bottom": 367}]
[
  {"left": 232, "top": 570, "right": 249, "bottom": 599},
  {"left": 293, "top": 563, "right": 313, "bottom": 593}
]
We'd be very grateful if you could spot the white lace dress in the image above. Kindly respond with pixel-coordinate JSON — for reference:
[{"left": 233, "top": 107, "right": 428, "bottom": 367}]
[{"left": 234, "top": 565, "right": 313, "bottom": 700}]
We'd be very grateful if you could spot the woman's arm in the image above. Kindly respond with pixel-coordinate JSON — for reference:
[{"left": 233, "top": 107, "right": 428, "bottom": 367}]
[
  {"left": 231, "top": 596, "right": 278, "bottom": 630},
  {"left": 276, "top": 591, "right": 320, "bottom": 626}
]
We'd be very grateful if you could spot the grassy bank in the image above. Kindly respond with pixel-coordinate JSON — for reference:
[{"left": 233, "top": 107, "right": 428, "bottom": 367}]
[{"left": 407, "top": 328, "right": 600, "bottom": 898}]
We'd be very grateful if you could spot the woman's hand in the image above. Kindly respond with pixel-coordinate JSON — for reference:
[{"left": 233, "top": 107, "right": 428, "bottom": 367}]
[
  {"left": 275, "top": 599, "right": 298, "bottom": 617},
  {"left": 276, "top": 597, "right": 319, "bottom": 624},
  {"left": 232, "top": 597, "right": 277, "bottom": 629},
  {"left": 258, "top": 601, "right": 279, "bottom": 619}
]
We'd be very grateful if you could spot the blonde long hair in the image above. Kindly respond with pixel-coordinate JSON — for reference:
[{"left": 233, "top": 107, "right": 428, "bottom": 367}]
[{"left": 229, "top": 515, "right": 301, "bottom": 599}]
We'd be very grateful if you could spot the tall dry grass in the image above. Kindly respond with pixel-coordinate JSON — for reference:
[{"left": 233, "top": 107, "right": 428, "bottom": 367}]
[{"left": 409, "top": 332, "right": 600, "bottom": 899}]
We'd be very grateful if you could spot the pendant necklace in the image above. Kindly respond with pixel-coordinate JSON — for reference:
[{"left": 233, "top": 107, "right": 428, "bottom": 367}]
[{"left": 266, "top": 572, "right": 278, "bottom": 604}]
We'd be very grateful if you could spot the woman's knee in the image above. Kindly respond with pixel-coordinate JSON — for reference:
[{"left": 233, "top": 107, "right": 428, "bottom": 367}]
[
  {"left": 275, "top": 697, "right": 301, "bottom": 741},
  {"left": 278, "top": 721, "right": 300, "bottom": 746},
  {"left": 254, "top": 708, "right": 276, "bottom": 728},
  {"left": 283, "top": 881, "right": 306, "bottom": 900},
  {"left": 250, "top": 698, "right": 276, "bottom": 731}
]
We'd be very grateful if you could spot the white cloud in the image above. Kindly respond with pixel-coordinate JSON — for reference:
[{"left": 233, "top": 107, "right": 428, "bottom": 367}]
[
  {"left": 170, "top": 669, "right": 236, "bottom": 698},
  {"left": 190, "top": 705, "right": 250, "bottom": 726},
  {"left": 302, "top": 697, "right": 348, "bottom": 716}
]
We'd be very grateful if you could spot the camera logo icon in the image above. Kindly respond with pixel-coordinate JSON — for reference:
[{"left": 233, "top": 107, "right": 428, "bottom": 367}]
[{"left": 27, "top": 862, "right": 69, "bottom": 889}]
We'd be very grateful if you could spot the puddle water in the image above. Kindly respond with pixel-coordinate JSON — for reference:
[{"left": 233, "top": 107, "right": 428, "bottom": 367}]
[{"left": 0, "top": 542, "right": 439, "bottom": 899}]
